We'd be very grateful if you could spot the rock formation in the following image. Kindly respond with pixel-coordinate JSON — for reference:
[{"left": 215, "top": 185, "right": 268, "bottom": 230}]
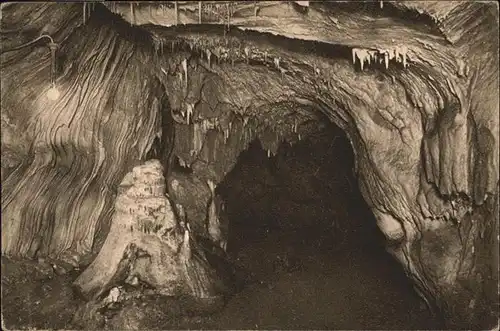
[{"left": 1, "top": 2, "right": 498, "bottom": 329}]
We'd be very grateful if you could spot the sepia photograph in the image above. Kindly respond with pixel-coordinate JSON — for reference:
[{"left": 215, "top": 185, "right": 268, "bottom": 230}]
[{"left": 0, "top": 1, "right": 498, "bottom": 330}]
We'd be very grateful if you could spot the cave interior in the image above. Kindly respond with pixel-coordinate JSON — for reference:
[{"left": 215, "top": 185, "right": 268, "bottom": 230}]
[{"left": 0, "top": 1, "right": 499, "bottom": 330}]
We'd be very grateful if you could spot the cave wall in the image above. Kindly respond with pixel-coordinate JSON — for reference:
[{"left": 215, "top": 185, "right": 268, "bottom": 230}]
[
  {"left": 1, "top": 5, "right": 167, "bottom": 263},
  {"left": 137, "top": 3, "right": 499, "bottom": 327}
]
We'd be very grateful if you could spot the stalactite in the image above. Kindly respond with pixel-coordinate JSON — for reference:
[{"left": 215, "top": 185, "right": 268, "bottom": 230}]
[
  {"left": 182, "top": 58, "right": 188, "bottom": 89},
  {"left": 186, "top": 104, "right": 191, "bottom": 124},
  {"left": 274, "top": 57, "right": 280, "bottom": 70},
  {"left": 158, "top": 39, "right": 163, "bottom": 55},
  {"left": 130, "top": 2, "right": 134, "bottom": 25},
  {"left": 198, "top": 1, "right": 202, "bottom": 24},
  {"left": 352, "top": 47, "right": 409, "bottom": 70},
  {"left": 174, "top": 1, "right": 178, "bottom": 25},
  {"left": 206, "top": 49, "right": 212, "bottom": 67},
  {"left": 192, "top": 120, "right": 209, "bottom": 157},
  {"left": 280, "top": 67, "right": 286, "bottom": 79},
  {"left": 205, "top": 179, "right": 225, "bottom": 251},
  {"left": 457, "top": 58, "right": 468, "bottom": 77},
  {"left": 353, "top": 48, "right": 369, "bottom": 70},
  {"left": 244, "top": 46, "right": 251, "bottom": 64},
  {"left": 178, "top": 158, "right": 187, "bottom": 168},
  {"left": 83, "top": 3, "right": 86, "bottom": 24}
]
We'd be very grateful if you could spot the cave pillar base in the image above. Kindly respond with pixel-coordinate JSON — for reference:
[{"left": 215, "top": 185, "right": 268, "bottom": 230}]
[{"left": 73, "top": 160, "right": 222, "bottom": 304}]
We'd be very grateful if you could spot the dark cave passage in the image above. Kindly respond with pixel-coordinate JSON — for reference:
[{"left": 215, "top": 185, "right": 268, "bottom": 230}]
[
  {"left": 218, "top": 123, "right": 374, "bottom": 253},
  {"left": 202, "top": 124, "right": 445, "bottom": 330}
]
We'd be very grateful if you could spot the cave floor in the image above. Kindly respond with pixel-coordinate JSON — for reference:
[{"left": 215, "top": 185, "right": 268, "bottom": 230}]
[
  {"left": 1, "top": 256, "right": 83, "bottom": 330},
  {"left": 187, "top": 228, "right": 445, "bottom": 330},
  {"left": 1, "top": 228, "right": 445, "bottom": 330}
]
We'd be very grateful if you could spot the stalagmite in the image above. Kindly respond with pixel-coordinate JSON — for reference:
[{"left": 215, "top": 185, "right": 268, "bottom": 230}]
[
  {"left": 73, "top": 161, "right": 190, "bottom": 300},
  {"left": 384, "top": 51, "right": 389, "bottom": 69}
]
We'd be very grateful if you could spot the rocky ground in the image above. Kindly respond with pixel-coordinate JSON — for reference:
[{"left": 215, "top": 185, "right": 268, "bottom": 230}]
[
  {"left": 1, "top": 225, "right": 445, "bottom": 330},
  {"left": 1, "top": 257, "right": 82, "bottom": 330}
]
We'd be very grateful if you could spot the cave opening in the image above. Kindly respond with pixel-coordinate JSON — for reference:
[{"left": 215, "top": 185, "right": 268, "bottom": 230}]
[{"left": 205, "top": 122, "right": 444, "bottom": 330}]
